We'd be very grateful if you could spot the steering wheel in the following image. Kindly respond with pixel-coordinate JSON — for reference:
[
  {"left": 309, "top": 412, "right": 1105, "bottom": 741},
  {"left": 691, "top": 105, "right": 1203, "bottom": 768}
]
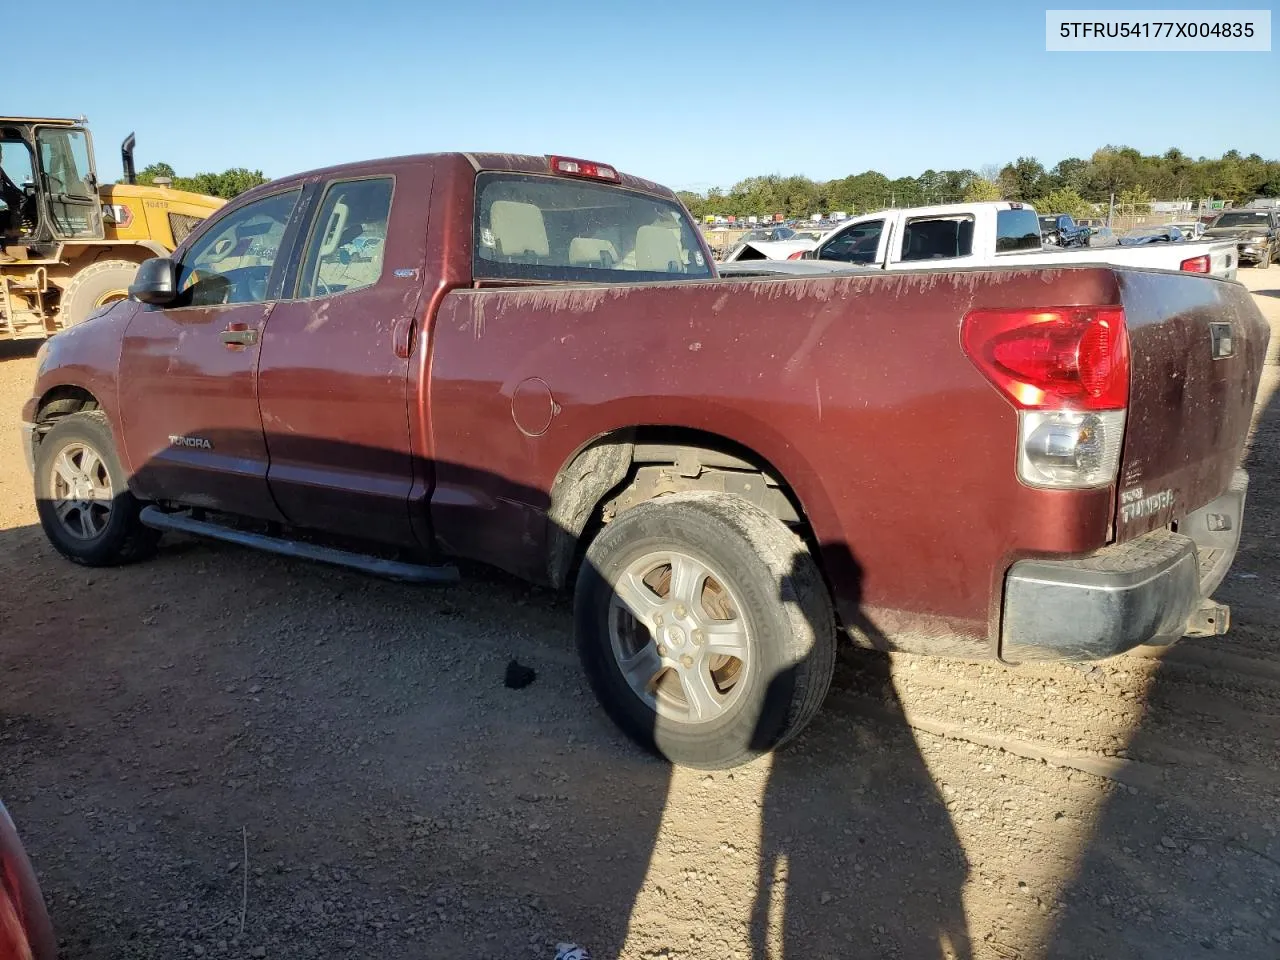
[
  {"left": 229, "top": 265, "right": 271, "bottom": 302},
  {"left": 183, "top": 265, "right": 271, "bottom": 306}
]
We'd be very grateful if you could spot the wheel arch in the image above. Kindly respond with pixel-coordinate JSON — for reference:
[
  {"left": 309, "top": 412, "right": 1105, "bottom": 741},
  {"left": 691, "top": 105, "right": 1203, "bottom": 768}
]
[
  {"left": 29, "top": 385, "right": 103, "bottom": 464},
  {"left": 545, "top": 421, "right": 838, "bottom": 592}
]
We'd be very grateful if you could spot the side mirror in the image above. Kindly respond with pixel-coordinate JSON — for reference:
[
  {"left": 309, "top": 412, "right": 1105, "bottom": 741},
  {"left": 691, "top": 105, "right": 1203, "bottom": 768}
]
[{"left": 129, "top": 257, "right": 178, "bottom": 305}]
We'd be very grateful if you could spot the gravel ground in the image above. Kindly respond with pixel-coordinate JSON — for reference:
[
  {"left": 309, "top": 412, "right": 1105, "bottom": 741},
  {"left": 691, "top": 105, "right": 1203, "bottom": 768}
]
[{"left": 1, "top": 271, "right": 1278, "bottom": 960}]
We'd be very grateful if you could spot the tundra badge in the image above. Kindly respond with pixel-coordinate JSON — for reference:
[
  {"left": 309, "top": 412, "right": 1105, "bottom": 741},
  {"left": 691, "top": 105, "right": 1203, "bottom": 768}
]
[{"left": 168, "top": 435, "right": 212, "bottom": 450}]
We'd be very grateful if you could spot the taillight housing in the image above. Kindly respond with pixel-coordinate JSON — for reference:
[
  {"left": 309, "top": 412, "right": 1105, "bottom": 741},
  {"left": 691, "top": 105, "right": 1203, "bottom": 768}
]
[
  {"left": 787, "top": 250, "right": 806, "bottom": 260},
  {"left": 547, "top": 155, "right": 619, "bottom": 182},
  {"left": 962, "top": 306, "right": 1129, "bottom": 489},
  {"left": 1180, "top": 254, "right": 1211, "bottom": 273}
]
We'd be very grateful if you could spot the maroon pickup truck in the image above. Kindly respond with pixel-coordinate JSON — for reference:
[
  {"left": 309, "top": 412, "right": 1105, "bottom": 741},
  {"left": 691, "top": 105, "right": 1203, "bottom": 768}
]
[{"left": 22, "top": 152, "right": 1270, "bottom": 767}]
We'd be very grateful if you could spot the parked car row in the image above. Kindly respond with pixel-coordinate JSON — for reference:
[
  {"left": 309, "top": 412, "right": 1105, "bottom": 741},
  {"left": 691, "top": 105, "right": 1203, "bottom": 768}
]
[{"left": 718, "top": 200, "right": 1240, "bottom": 280}]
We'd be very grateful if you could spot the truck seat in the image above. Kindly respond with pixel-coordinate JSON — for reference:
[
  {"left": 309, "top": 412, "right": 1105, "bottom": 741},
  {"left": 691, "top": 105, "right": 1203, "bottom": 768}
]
[
  {"left": 489, "top": 201, "right": 549, "bottom": 260},
  {"left": 568, "top": 237, "right": 619, "bottom": 267},
  {"left": 634, "top": 224, "right": 684, "bottom": 272}
]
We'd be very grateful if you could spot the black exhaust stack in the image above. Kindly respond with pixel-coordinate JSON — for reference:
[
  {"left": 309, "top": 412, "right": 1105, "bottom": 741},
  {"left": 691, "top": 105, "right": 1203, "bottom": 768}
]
[{"left": 121, "top": 132, "right": 137, "bottom": 185}]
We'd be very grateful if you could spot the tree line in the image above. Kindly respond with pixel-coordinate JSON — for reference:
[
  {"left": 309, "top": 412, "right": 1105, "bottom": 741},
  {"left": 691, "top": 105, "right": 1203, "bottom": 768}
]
[
  {"left": 131, "top": 162, "right": 269, "bottom": 200},
  {"left": 676, "top": 146, "right": 1280, "bottom": 220}
]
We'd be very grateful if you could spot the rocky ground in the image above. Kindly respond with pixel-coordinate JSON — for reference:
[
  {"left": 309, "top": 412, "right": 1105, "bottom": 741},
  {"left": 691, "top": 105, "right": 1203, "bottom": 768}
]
[{"left": 1, "top": 270, "right": 1277, "bottom": 960}]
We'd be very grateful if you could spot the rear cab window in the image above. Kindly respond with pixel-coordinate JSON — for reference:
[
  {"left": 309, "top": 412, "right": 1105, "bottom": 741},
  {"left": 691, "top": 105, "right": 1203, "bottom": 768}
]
[
  {"left": 997, "top": 208, "right": 1045, "bottom": 253},
  {"left": 473, "top": 172, "right": 712, "bottom": 284}
]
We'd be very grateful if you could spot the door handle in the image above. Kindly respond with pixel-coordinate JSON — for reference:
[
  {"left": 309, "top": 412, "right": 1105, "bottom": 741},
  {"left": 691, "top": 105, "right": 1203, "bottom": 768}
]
[
  {"left": 392, "top": 316, "right": 415, "bottom": 359},
  {"left": 220, "top": 322, "right": 259, "bottom": 347}
]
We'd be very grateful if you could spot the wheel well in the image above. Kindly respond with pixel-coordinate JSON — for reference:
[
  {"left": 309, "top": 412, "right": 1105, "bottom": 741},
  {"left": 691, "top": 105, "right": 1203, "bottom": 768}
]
[
  {"left": 32, "top": 388, "right": 100, "bottom": 450},
  {"left": 546, "top": 426, "right": 811, "bottom": 590}
]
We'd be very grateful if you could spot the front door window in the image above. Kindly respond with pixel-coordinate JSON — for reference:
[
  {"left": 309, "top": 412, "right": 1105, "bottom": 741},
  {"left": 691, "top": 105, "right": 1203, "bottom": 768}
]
[{"left": 177, "top": 189, "right": 302, "bottom": 308}]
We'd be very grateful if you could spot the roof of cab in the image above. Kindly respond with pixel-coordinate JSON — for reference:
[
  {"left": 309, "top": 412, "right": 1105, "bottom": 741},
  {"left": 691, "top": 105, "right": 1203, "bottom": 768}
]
[
  {"left": 0, "top": 116, "right": 84, "bottom": 126},
  {"left": 261, "top": 151, "right": 676, "bottom": 201}
]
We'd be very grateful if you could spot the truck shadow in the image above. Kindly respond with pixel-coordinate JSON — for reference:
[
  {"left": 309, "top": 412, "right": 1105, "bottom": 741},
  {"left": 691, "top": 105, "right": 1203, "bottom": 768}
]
[
  {"left": 5, "top": 432, "right": 975, "bottom": 958},
  {"left": 0, "top": 340, "right": 42, "bottom": 361},
  {"left": 1041, "top": 372, "right": 1280, "bottom": 958}
]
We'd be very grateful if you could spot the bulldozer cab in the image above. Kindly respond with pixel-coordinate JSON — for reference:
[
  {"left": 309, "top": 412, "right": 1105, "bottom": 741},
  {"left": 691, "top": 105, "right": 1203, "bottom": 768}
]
[{"left": 0, "top": 117, "right": 104, "bottom": 246}]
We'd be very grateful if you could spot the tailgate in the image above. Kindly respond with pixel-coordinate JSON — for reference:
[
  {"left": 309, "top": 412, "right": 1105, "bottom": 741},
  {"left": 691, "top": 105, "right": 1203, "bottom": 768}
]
[
  {"left": 1204, "top": 240, "right": 1239, "bottom": 280},
  {"left": 1115, "top": 270, "right": 1269, "bottom": 542}
]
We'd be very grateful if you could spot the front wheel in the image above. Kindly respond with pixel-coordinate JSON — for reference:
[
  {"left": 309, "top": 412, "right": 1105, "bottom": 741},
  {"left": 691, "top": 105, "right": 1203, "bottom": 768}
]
[
  {"left": 574, "top": 491, "right": 836, "bottom": 769},
  {"left": 34, "top": 411, "right": 160, "bottom": 566},
  {"left": 1258, "top": 246, "right": 1272, "bottom": 269}
]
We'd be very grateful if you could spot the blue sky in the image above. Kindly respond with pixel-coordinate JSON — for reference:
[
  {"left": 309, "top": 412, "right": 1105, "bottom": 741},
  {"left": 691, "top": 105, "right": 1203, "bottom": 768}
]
[{"left": 11, "top": 0, "right": 1276, "bottom": 192}]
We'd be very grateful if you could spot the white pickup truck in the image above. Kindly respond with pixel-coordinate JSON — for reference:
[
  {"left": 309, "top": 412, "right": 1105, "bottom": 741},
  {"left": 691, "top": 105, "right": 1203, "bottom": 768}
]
[{"left": 718, "top": 201, "right": 1239, "bottom": 281}]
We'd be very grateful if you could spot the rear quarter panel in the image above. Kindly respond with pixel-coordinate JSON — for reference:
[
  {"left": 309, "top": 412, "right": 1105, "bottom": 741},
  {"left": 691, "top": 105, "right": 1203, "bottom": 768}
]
[{"left": 427, "top": 267, "right": 1124, "bottom": 654}]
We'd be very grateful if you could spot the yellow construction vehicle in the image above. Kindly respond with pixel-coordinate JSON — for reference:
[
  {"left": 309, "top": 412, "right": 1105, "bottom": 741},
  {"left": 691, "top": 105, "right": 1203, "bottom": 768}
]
[{"left": 1, "top": 116, "right": 226, "bottom": 339}]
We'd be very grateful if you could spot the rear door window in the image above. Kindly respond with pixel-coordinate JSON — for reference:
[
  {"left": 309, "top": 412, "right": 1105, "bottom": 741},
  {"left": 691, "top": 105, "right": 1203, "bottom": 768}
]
[
  {"left": 295, "top": 177, "right": 394, "bottom": 298},
  {"left": 473, "top": 172, "right": 711, "bottom": 283},
  {"left": 899, "top": 215, "right": 974, "bottom": 262}
]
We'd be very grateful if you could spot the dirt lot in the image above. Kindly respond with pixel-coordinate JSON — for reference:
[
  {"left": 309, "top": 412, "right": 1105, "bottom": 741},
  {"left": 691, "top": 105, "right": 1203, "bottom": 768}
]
[{"left": 1, "top": 271, "right": 1278, "bottom": 960}]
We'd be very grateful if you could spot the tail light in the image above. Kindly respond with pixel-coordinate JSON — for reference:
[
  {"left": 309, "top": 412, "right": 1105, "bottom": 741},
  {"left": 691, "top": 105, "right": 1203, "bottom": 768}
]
[
  {"left": 787, "top": 250, "right": 806, "bottom": 260},
  {"left": 547, "top": 156, "right": 619, "bottom": 182},
  {"left": 962, "top": 306, "right": 1129, "bottom": 489},
  {"left": 1180, "top": 254, "right": 1211, "bottom": 273}
]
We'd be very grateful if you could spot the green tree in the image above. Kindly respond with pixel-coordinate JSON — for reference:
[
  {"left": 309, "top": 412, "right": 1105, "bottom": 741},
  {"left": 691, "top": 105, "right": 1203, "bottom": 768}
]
[
  {"left": 998, "top": 157, "right": 1047, "bottom": 201},
  {"left": 135, "top": 161, "right": 176, "bottom": 185},
  {"left": 963, "top": 177, "right": 1002, "bottom": 202},
  {"left": 1117, "top": 185, "right": 1152, "bottom": 215},
  {"left": 1034, "top": 187, "right": 1093, "bottom": 220}
]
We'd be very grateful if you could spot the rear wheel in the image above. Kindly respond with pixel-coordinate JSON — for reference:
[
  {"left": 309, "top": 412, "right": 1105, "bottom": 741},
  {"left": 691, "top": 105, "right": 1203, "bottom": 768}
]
[
  {"left": 34, "top": 411, "right": 159, "bottom": 566},
  {"left": 574, "top": 491, "right": 836, "bottom": 769},
  {"left": 58, "top": 260, "right": 139, "bottom": 328}
]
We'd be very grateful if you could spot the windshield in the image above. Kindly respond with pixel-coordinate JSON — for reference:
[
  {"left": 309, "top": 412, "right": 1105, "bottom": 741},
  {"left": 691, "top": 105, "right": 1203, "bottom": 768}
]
[
  {"left": 474, "top": 172, "right": 711, "bottom": 283},
  {"left": 1212, "top": 211, "right": 1269, "bottom": 228}
]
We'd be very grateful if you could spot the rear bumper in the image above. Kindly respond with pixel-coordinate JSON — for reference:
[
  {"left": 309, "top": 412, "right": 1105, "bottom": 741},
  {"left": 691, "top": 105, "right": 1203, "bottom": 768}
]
[{"left": 1001, "top": 470, "right": 1247, "bottom": 662}]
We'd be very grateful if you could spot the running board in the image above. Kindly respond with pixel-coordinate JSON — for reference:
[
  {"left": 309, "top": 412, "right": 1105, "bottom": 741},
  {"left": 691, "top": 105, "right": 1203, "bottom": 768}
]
[{"left": 139, "top": 506, "right": 460, "bottom": 584}]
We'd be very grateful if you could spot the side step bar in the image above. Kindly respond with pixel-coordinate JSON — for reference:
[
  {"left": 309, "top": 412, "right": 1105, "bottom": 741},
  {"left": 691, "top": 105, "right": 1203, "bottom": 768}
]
[{"left": 139, "top": 506, "right": 459, "bottom": 584}]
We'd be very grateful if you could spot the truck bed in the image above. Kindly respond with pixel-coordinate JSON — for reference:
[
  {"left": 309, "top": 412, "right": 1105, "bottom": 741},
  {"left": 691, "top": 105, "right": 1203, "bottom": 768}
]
[{"left": 426, "top": 263, "right": 1267, "bottom": 655}]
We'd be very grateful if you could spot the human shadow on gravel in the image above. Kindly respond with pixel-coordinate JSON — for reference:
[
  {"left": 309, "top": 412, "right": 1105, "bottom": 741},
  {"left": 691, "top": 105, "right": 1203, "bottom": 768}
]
[
  {"left": 1041, "top": 350, "right": 1280, "bottom": 956},
  {"left": 749, "top": 545, "right": 972, "bottom": 960}
]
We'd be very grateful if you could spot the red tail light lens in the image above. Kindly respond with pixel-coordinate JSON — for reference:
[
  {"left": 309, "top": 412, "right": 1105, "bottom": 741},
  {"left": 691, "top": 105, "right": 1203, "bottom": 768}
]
[
  {"left": 548, "top": 156, "right": 619, "bottom": 182},
  {"left": 787, "top": 250, "right": 806, "bottom": 260},
  {"left": 1180, "top": 254, "right": 1211, "bottom": 273},
  {"left": 961, "top": 306, "right": 1129, "bottom": 411}
]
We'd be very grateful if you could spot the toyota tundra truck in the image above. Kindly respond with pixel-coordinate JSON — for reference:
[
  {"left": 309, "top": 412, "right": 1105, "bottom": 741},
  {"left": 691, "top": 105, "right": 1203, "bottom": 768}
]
[{"left": 21, "top": 152, "right": 1270, "bottom": 768}]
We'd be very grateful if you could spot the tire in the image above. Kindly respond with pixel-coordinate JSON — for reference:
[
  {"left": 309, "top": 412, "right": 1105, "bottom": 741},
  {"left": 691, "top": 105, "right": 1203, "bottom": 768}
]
[
  {"left": 1258, "top": 245, "right": 1271, "bottom": 269},
  {"left": 58, "top": 259, "right": 139, "bottom": 328},
  {"left": 574, "top": 491, "right": 836, "bottom": 769},
  {"left": 34, "top": 411, "right": 160, "bottom": 566}
]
